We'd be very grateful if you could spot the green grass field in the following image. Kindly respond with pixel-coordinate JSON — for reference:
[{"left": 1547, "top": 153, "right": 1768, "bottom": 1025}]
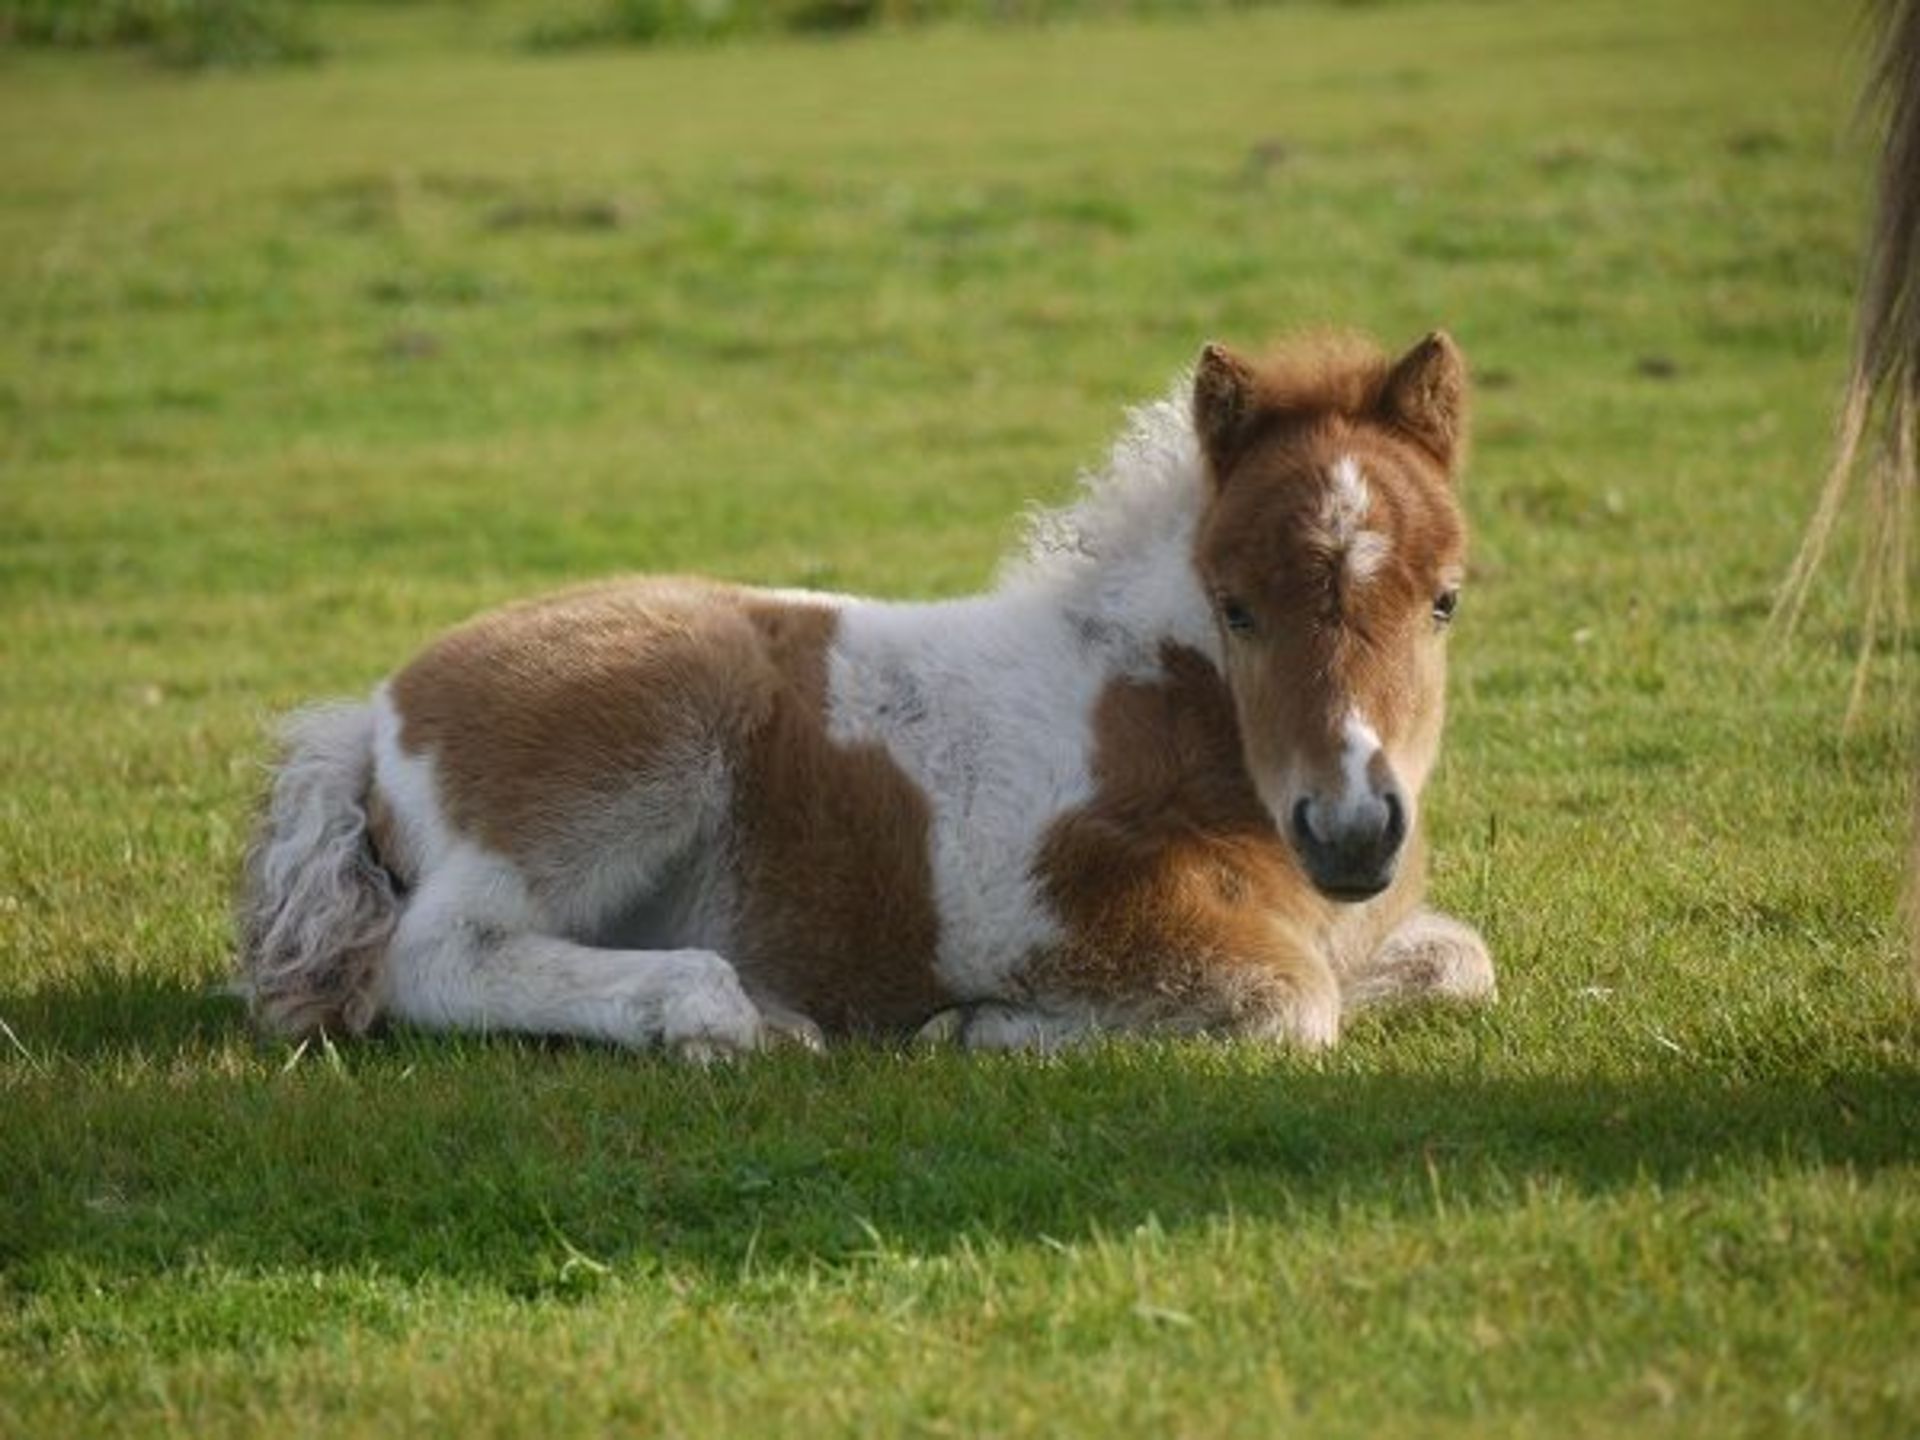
[{"left": 4, "top": 0, "right": 1918, "bottom": 1433}]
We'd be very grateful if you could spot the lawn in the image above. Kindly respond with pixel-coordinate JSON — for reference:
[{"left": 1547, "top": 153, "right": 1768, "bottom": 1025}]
[{"left": 3, "top": 0, "right": 1918, "bottom": 1433}]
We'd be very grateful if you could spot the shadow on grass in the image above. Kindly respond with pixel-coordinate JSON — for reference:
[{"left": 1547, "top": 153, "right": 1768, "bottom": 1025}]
[
  {"left": 0, "top": 968, "right": 235, "bottom": 1068},
  {"left": 4, "top": 970, "right": 1918, "bottom": 1301}
]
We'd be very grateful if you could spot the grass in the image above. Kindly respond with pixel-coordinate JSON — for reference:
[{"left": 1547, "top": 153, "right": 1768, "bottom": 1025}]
[{"left": 2, "top": 0, "right": 1918, "bottom": 1433}]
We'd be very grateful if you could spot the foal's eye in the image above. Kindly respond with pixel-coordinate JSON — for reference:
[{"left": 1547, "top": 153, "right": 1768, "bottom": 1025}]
[
  {"left": 1433, "top": 588, "right": 1461, "bottom": 625},
  {"left": 1219, "top": 598, "right": 1257, "bottom": 635}
]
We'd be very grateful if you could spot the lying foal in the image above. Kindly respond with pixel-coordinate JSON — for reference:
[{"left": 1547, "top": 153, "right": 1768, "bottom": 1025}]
[{"left": 239, "top": 331, "right": 1494, "bottom": 1056}]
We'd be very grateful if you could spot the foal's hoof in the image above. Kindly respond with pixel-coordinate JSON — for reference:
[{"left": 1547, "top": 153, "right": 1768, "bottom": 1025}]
[
  {"left": 670, "top": 1036, "right": 745, "bottom": 1066},
  {"left": 1277, "top": 988, "right": 1342, "bottom": 1052},
  {"left": 658, "top": 954, "right": 766, "bottom": 1063},
  {"left": 757, "top": 1005, "right": 827, "bottom": 1053},
  {"left": 1350, "top": 912, "right": 1497, "bottom": 1010},
  {"left": 914, "top": 1008, "right": 968, "bottom": 1048},
  {"left": 1240, "top": 972, "right": 1342, "bottom": 1052}
]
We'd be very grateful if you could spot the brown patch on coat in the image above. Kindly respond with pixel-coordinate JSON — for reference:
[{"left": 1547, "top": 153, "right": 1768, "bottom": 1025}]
[
  {"left": 1028, "top": 645, "right": 1340, "bottom": 1029},
  {"left": 390, "top": 576, "right": 761, "bottom": 861},
  {"left": 727, "top": 597, "right": 951, "bottom": 1034},
  {"left": 386, "top": 577, "right": 948, "bottom": 1034}
]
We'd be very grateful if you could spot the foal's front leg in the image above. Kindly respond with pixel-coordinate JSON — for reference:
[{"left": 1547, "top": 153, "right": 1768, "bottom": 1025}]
[
  {"left": 1340, "top": 908, "right": 1496, "bottom": 1013},
  {"left": 918, "top": 931, "right": 1344, "bottom": 1054},
  {"left": 930, "top": 911, "right": 1494, "bottom": 1048}
]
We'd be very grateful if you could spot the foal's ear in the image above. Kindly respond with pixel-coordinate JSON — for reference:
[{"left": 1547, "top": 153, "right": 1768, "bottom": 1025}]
[
  {"left": 1193, "top": 341, "right": 1258, "bottom": 481},
  {"left": 1378, "top": 331, "right": 1467, "bottom": 470}
]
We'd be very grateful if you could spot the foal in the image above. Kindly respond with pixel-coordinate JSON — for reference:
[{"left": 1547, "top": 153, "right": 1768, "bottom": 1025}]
[{"left": 239, "top": 332, "right": 1495, "bottom": 1056}]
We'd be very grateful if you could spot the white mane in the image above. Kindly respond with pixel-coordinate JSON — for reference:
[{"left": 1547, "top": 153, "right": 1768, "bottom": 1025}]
[{"left": 1000, "top": 376, "right": 1218, "bottom": 660}]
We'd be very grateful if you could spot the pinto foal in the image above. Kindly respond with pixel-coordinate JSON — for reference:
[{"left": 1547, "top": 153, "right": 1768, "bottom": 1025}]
[{"left": 239, "top": 332, "right": 1495, "bottom": 1057}]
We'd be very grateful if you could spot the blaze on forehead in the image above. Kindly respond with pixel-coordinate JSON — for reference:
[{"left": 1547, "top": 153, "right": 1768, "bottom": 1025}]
[
  {"left": 1319, "top": 440, "right": 1467, "bottom": 574},
  {"left": 1203, "top": 435, "right": 1463, "bottom": 599}
]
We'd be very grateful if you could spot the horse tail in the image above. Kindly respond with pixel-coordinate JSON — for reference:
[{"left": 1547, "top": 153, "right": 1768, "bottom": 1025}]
[
  {"left": 235, "top": 701, "right": 398, "bottom": 1037},
  {"left": 1776, "top": 0, "right": 1920, "bottom": 717}
]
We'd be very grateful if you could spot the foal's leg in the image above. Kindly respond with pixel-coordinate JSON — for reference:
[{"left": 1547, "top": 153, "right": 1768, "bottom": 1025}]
[
  {"left": 384, "top": 849, "right": 770, "bottom": 1059},
  {"left": 1341, "top": 909, "right": 1495, "bottom": 1012},
  {"left": 918, "top": 945, "right": 1344, "bottom": 1054}
]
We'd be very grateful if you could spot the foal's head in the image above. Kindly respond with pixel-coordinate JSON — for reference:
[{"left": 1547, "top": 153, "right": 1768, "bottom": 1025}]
[{"left": 1192, "top": 332, "right": 1469, "bottom": 901}]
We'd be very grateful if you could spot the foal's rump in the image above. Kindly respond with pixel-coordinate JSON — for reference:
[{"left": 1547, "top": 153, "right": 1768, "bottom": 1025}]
[
  {"left": 378, "top": 576, "right": 785, "bottom": 899},
  {"left": 235, "top": 579, "right": 765, "bottom": 1038}
]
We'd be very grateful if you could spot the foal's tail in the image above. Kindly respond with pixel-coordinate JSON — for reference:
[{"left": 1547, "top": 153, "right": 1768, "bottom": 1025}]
[{"left": 235, "top": 701, "right": 398, "bottom": 1037}]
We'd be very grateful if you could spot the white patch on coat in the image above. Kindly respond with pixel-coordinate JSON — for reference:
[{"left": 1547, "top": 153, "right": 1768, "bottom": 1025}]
[
  {"left": 1340, "top": 712, "right": 1382, "bottom": 799},
  {"left": 537, "top": 733, "right": 736, "bottom": 945},
  {"left": 371, "top": 683, "right": 452, "bottom": 877},
  {"left": 826, "top": 592, "right": 1099, "bottom": 997},
  {"left": 1010, "top": 381, "right": 1223, "bottom": 668},
  {"left": 828, "top": 383, "right": 1223, "bottom": 999}
]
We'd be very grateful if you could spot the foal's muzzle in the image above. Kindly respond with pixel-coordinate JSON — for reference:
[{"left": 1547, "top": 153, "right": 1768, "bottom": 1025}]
[{"left": 1288, "top": 790, "right": 1407, "bottom": 901}]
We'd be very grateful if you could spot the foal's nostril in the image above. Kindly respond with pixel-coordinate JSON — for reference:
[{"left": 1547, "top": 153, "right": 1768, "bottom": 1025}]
[
  {"left": 1290, "top": 798, "right": 1316, "bottom": 848},
  {"left": 1381, "top": 791, "right": 1407, "bottom": 852}
]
